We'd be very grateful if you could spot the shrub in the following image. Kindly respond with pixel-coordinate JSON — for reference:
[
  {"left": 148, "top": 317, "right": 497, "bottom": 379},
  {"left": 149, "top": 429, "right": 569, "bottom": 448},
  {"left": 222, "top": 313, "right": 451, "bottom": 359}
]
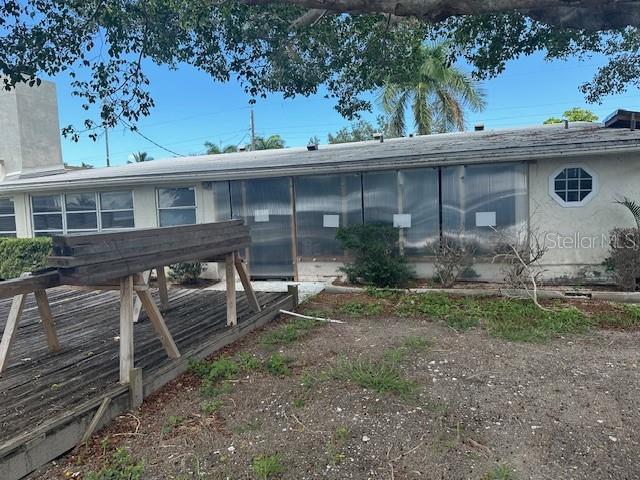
[
  {"left": 336, "top": 223, "right": 413, "bottom": 288},
  {"left": 265, "top": 352, "right": 292, "bottom": 376},
  {"left": 86, "top": 447, "right": 144, "bottom": 480},
  {"left": 251, "top": 454, "right": 285, "bottom": 479},
  {"left": 168, "top": 262, "right": 202, "bottom": 284},
  {"left": 431, "top": 236, "right": 475, "bottom": 287},
  {"left": 0, "top": 237, "right": 52, "bottom": 279},
  {"left": 606, "top": 228, "right": 640, "bottom": 291}
]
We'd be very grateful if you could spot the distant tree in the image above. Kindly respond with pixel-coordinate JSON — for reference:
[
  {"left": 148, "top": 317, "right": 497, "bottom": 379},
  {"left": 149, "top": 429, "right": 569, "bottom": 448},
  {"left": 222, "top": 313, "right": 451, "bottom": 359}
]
[
  {"left": 80, "top": 162, "right": 94, "bottom": 169},
  {"left": 380, "top": 41, "right": 486, "bottom": 136},
  {"left": 128, "top": 151, "right": 153, "bottom": 163},
  {"left": 204, "top": 141, "right": 238, "bottom": 154},
  {"left": 328, "top": 116, "right": 396, "bottom": 144},
  {"left": 308, "top": 135, "right": 321, "bottom": 146},
  {"left": 253, "top": 135, "right": 285, "bottom": 150},
  {"left": 544, "top": 108, "right": 599, "bottom": 124}
]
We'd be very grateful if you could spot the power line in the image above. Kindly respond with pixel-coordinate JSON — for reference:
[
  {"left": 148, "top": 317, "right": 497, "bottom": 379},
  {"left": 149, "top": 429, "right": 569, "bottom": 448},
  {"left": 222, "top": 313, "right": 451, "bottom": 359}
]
[{"left": 121, "top": 120, "right": 185, "bottom": 157}]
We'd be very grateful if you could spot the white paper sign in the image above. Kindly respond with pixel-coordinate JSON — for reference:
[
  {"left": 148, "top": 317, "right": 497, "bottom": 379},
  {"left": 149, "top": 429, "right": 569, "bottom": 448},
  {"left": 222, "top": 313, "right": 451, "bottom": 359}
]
[
  {"left": 323, "top": 214, "right": 340, "bottom": 228},
  {"left": 254, "top": 209, "right": 270, "bottom": 222},
  {"left": 475, "top": 211, "right": 496, "bottom": 227},
  {"left": 393, "top": 214, "right": 412, "bottom": 228}
]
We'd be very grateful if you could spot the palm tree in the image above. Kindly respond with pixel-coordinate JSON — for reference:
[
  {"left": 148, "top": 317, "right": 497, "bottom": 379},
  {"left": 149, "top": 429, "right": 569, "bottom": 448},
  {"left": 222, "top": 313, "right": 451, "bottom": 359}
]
[
  {"left": 379, "top": 41, "right": 486, "bottom": 136},
  {"left": 253, "top": 135, "right": 285, "bottom": 150},
  {"left": 128, "top": 151, "right": 153, "bottom": 163},
  {"left": 204, "top": 141, "right": 238, "bottom": 154}
]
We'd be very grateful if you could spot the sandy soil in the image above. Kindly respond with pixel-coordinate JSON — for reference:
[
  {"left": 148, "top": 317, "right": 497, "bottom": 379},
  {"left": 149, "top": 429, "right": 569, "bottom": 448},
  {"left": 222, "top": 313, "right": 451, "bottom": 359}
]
[{"left": 36, "top": 293, "right": 640, "bottom": 480}]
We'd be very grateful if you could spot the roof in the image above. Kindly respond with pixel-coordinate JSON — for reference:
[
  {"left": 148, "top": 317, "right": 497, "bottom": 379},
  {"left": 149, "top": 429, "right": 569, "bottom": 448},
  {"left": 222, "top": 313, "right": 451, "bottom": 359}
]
[{"left": 2, "top": 122, "right": 640, "bottom": 193}]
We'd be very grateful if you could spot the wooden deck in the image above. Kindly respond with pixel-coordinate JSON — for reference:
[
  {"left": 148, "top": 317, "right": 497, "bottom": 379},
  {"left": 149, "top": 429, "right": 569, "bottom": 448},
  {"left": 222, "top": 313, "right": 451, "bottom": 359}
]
[{"left": 0, "top": 285, "right": 293, "bottom": 479}]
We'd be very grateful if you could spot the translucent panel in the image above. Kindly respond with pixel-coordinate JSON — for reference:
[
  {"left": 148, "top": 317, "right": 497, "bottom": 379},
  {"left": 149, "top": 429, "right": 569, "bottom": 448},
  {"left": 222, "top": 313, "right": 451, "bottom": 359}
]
[
  {"left": 100, "top": 191, "right": 133, "bottom": 210},
  {"left": 34, "top": 214, "right": 63, "bottom": 230},
  {"left": 158, "top": 187, "right": 195, "bottom": 208},
  {"left": 66, "top": 212, "right": 97, "bottom": 230},
  {"left": 399, "top": 169, "right": 440, "bottom": 256},
  {"left": 442, "top": 163, "right": 527, "bottom": 253},
  {"left": 363, "top": 171, "right": 397, "bottom": 224},
  {"left": 65, "top": 192, "right": 96, "bottom": 211},
  {"left": 213, "top": 181, "right": 232, "bottom": 221},
  {"left": 101, "top": 211, "right": 135, "bottom": 229},
  {"left": 0, "top": 198, "right": 14, "bottom": 215},
  {"left": 159, "top": 209, "right": 196, "bottom": 226},
  {"left": 294, "top": 173, "right": 362, "bottom": 257},
  {"left": 230, "top": 177, "right": 293, "bottom": 279},
  {"left": 32, "top": 195, "right": 62, "bottom": 213},
  {"left": 35, "top": 231, "right": 61, "bottom": 237},
  {"left": 0, "top": 216, "right": 16, "bottom": 232}
]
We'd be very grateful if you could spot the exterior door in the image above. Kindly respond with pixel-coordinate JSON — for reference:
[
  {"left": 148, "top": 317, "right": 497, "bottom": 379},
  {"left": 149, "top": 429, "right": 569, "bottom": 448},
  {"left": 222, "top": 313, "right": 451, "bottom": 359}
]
[{"left": 230, "top": 177, "right": 294, "bottom": 279}]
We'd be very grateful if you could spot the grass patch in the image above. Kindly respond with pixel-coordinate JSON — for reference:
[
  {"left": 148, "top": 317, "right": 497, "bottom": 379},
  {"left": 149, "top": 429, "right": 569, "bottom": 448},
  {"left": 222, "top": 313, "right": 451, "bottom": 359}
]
[
  {"left": 201, "top": 399, "right": 224, "bottom": 415},
  {"left": 383, "top": 335, "right": 430, "bottom": 363},
  {"left": 199, "top": 379, "right": 233, "bottom": 398},
  {"left": 190, "top": 356, "right": 239, "bottom": 382},
  {"left": 332, "top": 357, "right": 415, "bottom": 397},
  {"left": 365, "top": 286, "right": 401, "bottom": 300},
  {"left": 266, "top": 352, "right": 293, "bottom": 376},
  {"left": 595, "top": 303, "right": 640, "bottom": 329},
  {"left": 260, "top": 318, "right": 322, "bottom": 346},
  {"left": 251, "top": 454, "right": 285, "bottom": 479},
  {"left": 338, "top": 300, "right": 384, "bottom": 318},
  {"left": 85, "top": 448, "right": 144, "bottom": 480},
  {"left": 161, "top": 414, "right": 184, "bottom": 435},
  {"left": 237, "top": 352, "right": 262, "bottom": 371},
  {"left": 482, "top": 464, "right": 517, "bottom": 480}
]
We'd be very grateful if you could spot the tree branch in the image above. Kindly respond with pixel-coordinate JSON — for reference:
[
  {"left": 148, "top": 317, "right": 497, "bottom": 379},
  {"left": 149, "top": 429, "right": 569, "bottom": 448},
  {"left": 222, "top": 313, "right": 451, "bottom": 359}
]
[{"left": 240, "top": 0, "right": 640, "bottom": 31}]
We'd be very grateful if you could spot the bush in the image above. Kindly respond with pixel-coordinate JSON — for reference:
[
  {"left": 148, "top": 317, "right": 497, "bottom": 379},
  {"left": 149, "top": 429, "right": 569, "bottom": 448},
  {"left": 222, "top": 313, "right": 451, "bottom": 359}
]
[
  {"left": 607, "top": 228, "right": 640, "bottom": 291},
  {"left": 168, "top": 262, "right": 202, "bottom": 284},
  {"left": 431, "top": 236, "right": 475, "bottom": 287},
  {"left": 0, "top": 237, "right": 52, "bottom": 280},
  {"left": 336, "top": 223, "right": 413, "bottom": 288}
]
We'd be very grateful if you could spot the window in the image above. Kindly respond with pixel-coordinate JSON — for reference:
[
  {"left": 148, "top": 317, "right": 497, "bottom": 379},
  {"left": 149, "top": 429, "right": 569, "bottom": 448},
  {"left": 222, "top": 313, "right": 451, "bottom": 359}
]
[
  {"left": 0, "top": 198, "right": 17, "bottom": 237},
  {"left": 100, "top": 191, "right": 135, "bottom": 229},
  {"left": 550, "top": 165, "right": 597, "bottom": 207},
  {"left": 157, "top": 187, "right": 197, "bottom": 226},
  {"left": 32, "top": 191, "right": 134, "bottom": 235}
]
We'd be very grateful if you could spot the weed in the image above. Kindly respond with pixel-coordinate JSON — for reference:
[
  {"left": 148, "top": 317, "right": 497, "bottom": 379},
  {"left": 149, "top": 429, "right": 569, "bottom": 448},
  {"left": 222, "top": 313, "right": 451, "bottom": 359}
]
[
  {"left": 86, "top": 448, "right": 144, "bottom": 480},
  {"left": 383, "top": 335, "right": 430, "bottom": 363},
  {"left": 333, "top": 426, "right": 351, "bottom": 445},
  {"left": 338, "top": 300, "right": 384, "bottom": 318},
  {"left": 161, "top": 415, "right": 184, "bottom": 434},
  {"left": 365, "top": 286, "right": 400, "bottom": 299},
  {"left": 266, "top": 352, "right": 292, "bottom": 376},
  {"left": 595, "top": 304, "right": 640, "bottom": 329},
  {"left": 200, "top": 380, "right": 233, "bottom": 398},
  {"left": 396, "top": 292, "right": 454, "bottom": 318},
  {"left": 332, "top": 357, "right": 415, "bottom": 397},
  {"left": 232, "top": 418, "right": 262, "bottom": 434},
  {"left": 201, "top": 399, "right": 223, "bottom": 415},
  {"left": 327, "top": 426, "right": 351, "bottom": 464},
  {"left": 292, "top": 397, "right": 305, "bottom": 408},
  {"left": 483, "top": 464, "right": 517, "bottom": 480},
  {"left": 190, "top": 356, "right": 238, "bottom": 382},
  {"left": 300, "top": 370, "right": 318, "bottom": 391},
  {"left": 261, "top": 318, "right": 321, "bottom": 346},
  {"left": 237, "top": 352, "right": 262, "bottom": 371},
  {"left": 251, "top": 454, "right": 285, "bottom": 479}
]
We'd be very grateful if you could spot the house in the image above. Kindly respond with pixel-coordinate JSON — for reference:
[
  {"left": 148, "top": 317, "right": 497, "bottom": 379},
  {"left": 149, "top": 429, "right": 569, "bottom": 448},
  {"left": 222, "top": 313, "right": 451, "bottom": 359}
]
[{"left": 1, "top": 80, "right": 639, "bottom": 283}]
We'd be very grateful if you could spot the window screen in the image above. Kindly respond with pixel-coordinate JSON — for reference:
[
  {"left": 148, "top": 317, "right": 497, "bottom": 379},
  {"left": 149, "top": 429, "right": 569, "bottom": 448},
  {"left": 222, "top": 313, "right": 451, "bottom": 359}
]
[
  {"left": 157, "top": 187, "right": 197, "bottom": 226},
  {"left": 0, "top": 198, "right": 16, "bottom": 237}
]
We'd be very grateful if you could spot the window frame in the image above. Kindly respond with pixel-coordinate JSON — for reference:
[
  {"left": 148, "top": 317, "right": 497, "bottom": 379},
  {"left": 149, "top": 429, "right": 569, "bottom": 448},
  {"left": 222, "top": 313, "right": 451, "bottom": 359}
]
[
  {"left": 548, "top": 164, "right": 598, "bottom": 208},
  {"left": 156, "top": 186, "right": 198, "bottom": 227},
  {"left": 0, "top": 197, "right": 17, "bottom": 237},
  {"left": 99, "top": 191, "right": 136, "bottom": 231}
]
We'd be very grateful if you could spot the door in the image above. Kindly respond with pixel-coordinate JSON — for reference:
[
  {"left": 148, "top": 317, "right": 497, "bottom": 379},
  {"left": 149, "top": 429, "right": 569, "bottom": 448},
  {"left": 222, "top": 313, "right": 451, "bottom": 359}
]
[{"left": 230, "top": 177, "right": 295, "bottom": 279}]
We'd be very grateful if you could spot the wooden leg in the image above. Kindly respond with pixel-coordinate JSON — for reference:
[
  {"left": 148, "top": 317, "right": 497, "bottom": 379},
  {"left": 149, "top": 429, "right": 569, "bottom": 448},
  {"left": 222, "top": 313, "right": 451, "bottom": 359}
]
[
  {"left": 119, "top": 275, "right": 134, "bottom": 384},
  {"left": 34, "top": 289, "right": 60, "bottom": 352},
  {"left": 155, "top": 266, "right": 169, "bottom": 311},
  {"left": 0, "top": 293, "right": 28, "bottom": 374},
  {"left": 136, "top": 289, "right": 180, "bottom": 359},
  {"left": 225, "top": 253, "right": 237, "bottom": 326},
  {"left": 132, "top": 270, "right": 151, "bottom": 323},
  {"left": 234, "top": 252, "right": 261, "bottom": 313}
]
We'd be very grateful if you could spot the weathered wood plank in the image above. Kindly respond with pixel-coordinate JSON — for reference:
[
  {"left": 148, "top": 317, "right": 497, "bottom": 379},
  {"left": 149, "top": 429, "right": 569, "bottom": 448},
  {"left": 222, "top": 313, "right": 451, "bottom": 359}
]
[
  {"left": 119, "top": 276, "right": 134, "bottom": 384},
  {"left": 77, "top": 396, "right": 111, "bottom": 448},
  {"left": 136, "top": 288, "right": 180, "bottom": 359},
  {"left": 133, "top": 271, "right": 151, "bottom": 323},
  {"left": 0, "top": 293, "right": 28, "bottom": 374},
  {"left": 234, "top": 253, "right": 260, "bottom": 313},
  {"left": 33, "top": 290, "right": 60, "bottom": 353},
  {"left": 0, "top": 271, "right": 61, "bottom": 300},
  {"left": 155, "top": 266, "right": 169, "bottom": 311},
  {"left": 225, "top": 253, "right": 237, "bottom": 326}
]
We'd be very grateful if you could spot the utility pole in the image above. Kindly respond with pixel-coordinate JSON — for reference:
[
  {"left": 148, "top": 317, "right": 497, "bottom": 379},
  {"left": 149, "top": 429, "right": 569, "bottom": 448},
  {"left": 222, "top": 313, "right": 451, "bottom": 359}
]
[
  {"left": 104, "top": 125, "right": 111, "bottom": 167},
  {"left": 250, "top": 109, "right": 256, "bottom": 151}
]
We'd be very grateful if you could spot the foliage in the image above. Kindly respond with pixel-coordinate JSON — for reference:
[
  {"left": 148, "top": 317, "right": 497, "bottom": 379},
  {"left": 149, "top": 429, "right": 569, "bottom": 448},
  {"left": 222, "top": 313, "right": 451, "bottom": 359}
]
[
  {"left": 379, "top": 41, "right": 486, "bottom": 136},
  {"left": 253, "top": 135, "right": 285, "bottom": 150},
  {"left": 251, "top": 454, "right": 285, "bottom": 480},
  {"left": 128, "top": 151, "right": 153, "bottom": 163},
  {"left": 594, "top": 303, "right": 640, "bottom": 330},
  {"left": 543, "top": 107, "right": 598, "bottom": 124},
  {"left": 265, "top": 352, "right": 292, "bottom": 376},
  {"left": 168, "top": 262, "right": 202, "bottom": 284},
  {"left": 332, "top": 356, "right": 416, "bottom": 397},
  {"left": 86, "top": 448, "right": 144, "bottom": 480},
  {"left": 327, "top": 117, "right": 391, "bottom": 144},
  {"left": 237, "top": 352, "right": 262, "bottom": 371},
  {"left": 432, "top": 236, "right": 476, "bottom": 287},
  {"left": 0, "top": 237, "right": 52, "bottom": 280},
  {"left": 336, "top": 223, "right": 414, "bottom": 288},
  {"left": 260, "top": 317, "right": 322, "bottom": 346},
  {"left": 607, "top": 228, "right": 640, "bottom": 291},
  {"left": 338, "top": 300, "right": 384, "bottom": 318},
  {"left": 190, "top": 356, "right": 239, "bottom": 382},
  {"left": 201, "top": 399, "right": 224, "bottom": 414},
  {"left": 615, "top": 197, "right": 640, "bottom": 229},
  {"left": 204, "top": 141, "right": 238, "bottom": 154},
  {"left": 482, "top": 464, "right": 518, "bottom": 480}
]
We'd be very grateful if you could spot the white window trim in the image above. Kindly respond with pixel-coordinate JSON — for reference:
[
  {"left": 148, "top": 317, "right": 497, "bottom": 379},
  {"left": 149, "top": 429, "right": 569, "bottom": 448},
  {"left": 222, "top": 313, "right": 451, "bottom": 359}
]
[
  {"left": 99, "top": 191, "right": 136, "bottom": 231},
  {"left": 548, "top": 164, "right": 598, "bottom": 208},
  {"left": 0, "top": 197, "right": 17, "bottom": 236},
  {"left": 156, "top": 186, "right": 198, "bottom": 226}
]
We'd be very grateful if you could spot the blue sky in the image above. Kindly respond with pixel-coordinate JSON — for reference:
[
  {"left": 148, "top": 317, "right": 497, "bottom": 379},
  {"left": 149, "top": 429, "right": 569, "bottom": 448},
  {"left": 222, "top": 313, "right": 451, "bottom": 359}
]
[{"left": 56, "top": 52, "right": 640, "bottom": 168}]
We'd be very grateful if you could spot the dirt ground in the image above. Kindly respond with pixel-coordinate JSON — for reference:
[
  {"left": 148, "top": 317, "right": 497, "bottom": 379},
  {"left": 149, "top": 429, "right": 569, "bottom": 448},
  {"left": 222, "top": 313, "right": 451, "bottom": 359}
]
[{"left": 36, "top": 292, "right": 640, "bottom": 480}]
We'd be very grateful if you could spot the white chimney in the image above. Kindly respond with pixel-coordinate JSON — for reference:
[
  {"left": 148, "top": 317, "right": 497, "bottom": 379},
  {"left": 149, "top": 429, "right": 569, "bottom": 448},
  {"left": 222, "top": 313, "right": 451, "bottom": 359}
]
[{"left": 0, "top": 79, "right": 65, "bottom": 180}]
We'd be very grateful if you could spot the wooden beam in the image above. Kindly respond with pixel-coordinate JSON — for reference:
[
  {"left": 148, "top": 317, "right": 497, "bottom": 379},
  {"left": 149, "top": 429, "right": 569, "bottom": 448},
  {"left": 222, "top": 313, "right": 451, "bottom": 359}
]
[
  {"left": 136, "top": 288, "right": 180, "bottom": 359},
  {"left": 34, "top": 289, "right": 60, "bottom": 353},
  {"left": 132, "top": 270, "right": 151, "bottom": 323},
  {"left": 0, "top": 292, "right": 28, "bottom": 374},
  {"left": 234, "top": 253, "right": 261, "bottom": 313},
  {"left": 129, "top": 368, "right": 143, "bottom": 409},
  {"left": 225, "top": 253, "right": 237, "bottom": 326},
  {"left": 76, "top": 397, "right": 111, "bottom": 448},
  {"left": 287, "top": 284, "right": 300, "bottom": 308},
  {"left": 119, "top": 275, "right": 134, "bottom": 384},
  {"left": 155, "top": 266, "right": 169, "bottom": 311},
  {"left": 0, "top": 271, "right": 60, "bottom": 300}
]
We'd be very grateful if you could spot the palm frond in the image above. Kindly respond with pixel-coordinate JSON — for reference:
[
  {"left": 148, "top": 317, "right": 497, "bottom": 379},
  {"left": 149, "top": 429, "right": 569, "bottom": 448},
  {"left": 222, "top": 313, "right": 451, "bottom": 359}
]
[
  {"left": 413, "top": 84, "right": 433, "bottom": 135},
  {"left": 379, "top": 81, "right": 409, "bottom": 137},
  {"left": 615, "top": 197, "right": 640, "bottom": 229}
]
